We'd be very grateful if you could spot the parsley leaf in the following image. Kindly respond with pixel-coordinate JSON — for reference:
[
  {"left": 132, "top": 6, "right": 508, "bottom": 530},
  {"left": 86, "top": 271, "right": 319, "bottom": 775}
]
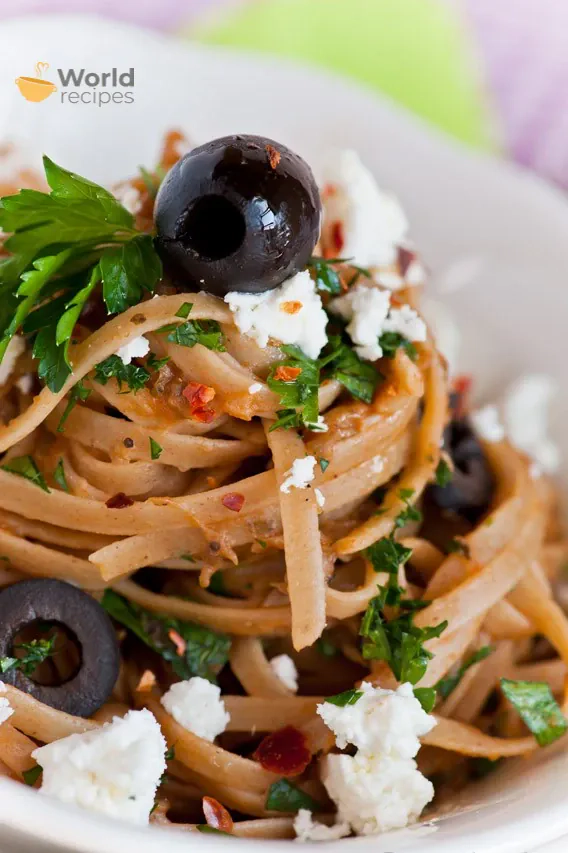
[
  {"left": 267, "top": 345, "right": 320, "bottom": 430},
  {"left": 94, "top": 354, "right": 150, "bottom": 393},
  {"left": 307, "top": 256, "right": 370, "bottom": 295},
  {"left": 1, "top": 455, "right": 50, "bottom": 492},
  {"left": 101, "top": 236, "right": 161, "bottom": 314},
  {"left": 166, "top": 319, "right": 225, "bottom": 351},
  {"left": 435, "top": 458, "right": 453, "bottom": 487},
  {"left": 149, "top": 437, "right": 163, "bottom": 460},
  {"left": 316, "top": 634, "right": 338, "bottom": 657},
  {"left": 53, "top": 458, "right": 69, "bottom": 492},
  {"left": 147, "top": 352, "right": 170, "bottom": 371},
  {"left": 55, "top": 263, "right": 100, "bottom": 364},
  {"left": 500, "top": 679, "right": 568, "bottom": 746},
  {"left": 436, "top": 646, "right": 493, "bottom": 699},
  {"left": 57, "top": 379, "right": 91, "bottom": 432},
  {"left": 22, "top": 765, "right": 43, "bottom": 786},
  {"left": 367, "top": 537, "right": 413, "bottom": 576},
  {"left": 325, "top": 689, "right": 363, "bottom": 707},
  {"left": 101, "top": 590, "right": 230, "bottom": 682},
  {"left": 322, "top": 336, "right": 382, "bottom": 404},
  {"left": 0, "top": 636, "right": 56, "bottom": 676},
  {"left": 413, "top": 687, "right": 437, "bottom": 713},
  {"left": 446, "top": 538, "right": 471, "bottom": 557},
  {"left": 265, "top": 779, "right": 320, "bottom": 813},
  {"left": 379, "top": 331, "right": 417, "bottom": 361},
  {"left": 319, "top": 458, "right": 330, "bottom": 473}
]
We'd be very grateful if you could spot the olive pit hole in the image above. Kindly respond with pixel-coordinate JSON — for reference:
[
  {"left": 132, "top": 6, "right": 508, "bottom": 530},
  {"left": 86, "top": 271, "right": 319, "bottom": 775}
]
[
  {"left": 180, "top": 195, "right": 246, "bottom": 261},
  {"left": 10, "top": 619, "right": 82, "bottom": 686}
]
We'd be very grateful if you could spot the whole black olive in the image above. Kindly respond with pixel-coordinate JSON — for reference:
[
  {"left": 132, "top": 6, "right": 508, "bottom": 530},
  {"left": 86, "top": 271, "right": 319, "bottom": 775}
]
[
  {"left": 0, "top": 579, "right": 120, "bottom": 717},
  {"left": 428, "top": 418, "right": 494, "bottom": 522},
  {"left": 154, "top": 134, "right": 321, "bottom": 297}
]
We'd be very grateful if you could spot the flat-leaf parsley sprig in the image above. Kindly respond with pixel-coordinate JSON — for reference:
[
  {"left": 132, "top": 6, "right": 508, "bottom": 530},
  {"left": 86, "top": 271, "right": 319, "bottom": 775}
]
[{"left": 0, "top": 157, "right": 163, "bottom": 392}]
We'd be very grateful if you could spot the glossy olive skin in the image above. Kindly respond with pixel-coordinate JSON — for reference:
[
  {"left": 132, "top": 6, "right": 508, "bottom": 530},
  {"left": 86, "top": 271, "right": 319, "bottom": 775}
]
[
  {"left": 0, "top": 579, "right": 120, "bottom": 717},
  {"left": 154, "top": 134, "right": 322, "bottom": 297},
  {"left": 429, "top": 418, "right": 494, "bottom": 522}
]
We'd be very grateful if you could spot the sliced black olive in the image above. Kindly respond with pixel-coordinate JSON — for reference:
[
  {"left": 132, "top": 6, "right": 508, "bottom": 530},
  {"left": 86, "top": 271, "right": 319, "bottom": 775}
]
[
  {"left": 154, "top": 134, "right": 321, "bottom": 297},
  {"left": 428, "top": 418, "right": 494, "bottom": 522},
  {"left": 0, "top": 579, "right": 119, "bottom": 717}
]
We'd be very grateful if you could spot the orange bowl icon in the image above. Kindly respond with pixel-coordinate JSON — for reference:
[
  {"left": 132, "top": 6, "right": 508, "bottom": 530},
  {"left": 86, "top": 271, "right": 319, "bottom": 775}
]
[{"left": 15, "top": 76, "right": 57, "bottom": 102}]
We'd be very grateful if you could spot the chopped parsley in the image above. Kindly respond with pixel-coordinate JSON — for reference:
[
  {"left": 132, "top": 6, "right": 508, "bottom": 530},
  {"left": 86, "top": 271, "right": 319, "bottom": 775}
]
[
  {"left": 265, "top": 779, "right": 320, "bottom": 813},
  {"left": 319, "top": 458, "right": 330, "bottom": 473},
  {"left": 0, "top": 636, "right": 56, "bottom": 676},
  {"left": 436, "top": 646, "right": 493, "bottom": 699},
  {"left": 322, "top": 336, "right": 381, "bottom": 404},
  {"left": 165, "top": 319, "right": 225, "bottom": 351},
  {"left": 325, "top": 688, "right": 363, "bottom": 707},
  {"left": 413, "top": 687, "right": 437, "bottom": 713},
  {"left": 94, "top": 354, "right": 150, "bottom": 393},
  {"left": 53, "top": 458, "right": 69, "bottom": 492},
  {"left": 378, "top": 331, "right": 417, "bottom": 361},
  {"left": 500, "top": 679, "right": 568, "bottom": 747},
  {"left": 147, "top": 351, "right": 170, "bottom": 371},
  {"left": 446, "top": 538, "right": 471, "bottom": 557},
  {"left": 435, "top": 458, "right": 453, "bottom": 487},
  {"left": 308, "top": 256, "right": 371, "bottom": 295},
  {"left": 175, "top": 301, "right": 193, "bottom": 319},
  {"left": 0, "top": 157, "right": 162, "bottom": 392},
  {"left": 56, "top": 379, "right": 91, "bottom": 432},
  {"left": 149, "top": 437, "right": 163, "bottom": 460},
  {"left": 101, "top": 590, "right": 230, "bottom": 683},
  {"left": 316, "top": 634, "right": 338, "bottom": 658},
  {"left": 22, "top": 765, "right": 43, "bottom": 786},
  {"left": 1, "top": 455, "right": 50, "bottom": 492}
]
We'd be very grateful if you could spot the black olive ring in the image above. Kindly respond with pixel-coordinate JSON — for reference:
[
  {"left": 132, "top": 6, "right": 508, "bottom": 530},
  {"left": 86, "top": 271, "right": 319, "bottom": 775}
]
[{"left": 0, "top": 578, "right": 120, "bottom": 717}]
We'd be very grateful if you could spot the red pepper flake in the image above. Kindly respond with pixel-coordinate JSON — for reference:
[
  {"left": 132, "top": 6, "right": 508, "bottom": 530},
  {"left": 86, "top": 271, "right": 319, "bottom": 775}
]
[
  {"left": 398, "top": 246, "right": 416, "bottom": 277},
  {"left": 253, "top": 726, "right": 311, "bottom": 777},
  {"left": 280, "top": 300, "right": 303, "bottom": 315},
  {"left": 135, "top": 670, "right": 156, "bottom": 693},
  {"left": 265, "top": 144, "right": 281, "bottom": 170},
  {"left": 274, "top": 365, "right": 302, "bottom": 382},
  {"left": 106, "top": 492, "right": 134, "bottom": 509},
  {"left": 452, "top": 374, "right": 473, "bottom": 419},
  {"left": 202, "top": 796, "right": 234, "bottom": 833},
  {"left": 168, "top": 629, "right": 187, "bottom": 656},
  {"left": 321, "top": 183, "right": 336, "bottom": 198},
  {"left": 221, "top": 492, "right": 245, "bottom": 513},
  {"left": 182, "top": 381, "right": 216, "bottom": 423},
  {"left": 331, "top": 220, "right": 344, "bottom": 254}
]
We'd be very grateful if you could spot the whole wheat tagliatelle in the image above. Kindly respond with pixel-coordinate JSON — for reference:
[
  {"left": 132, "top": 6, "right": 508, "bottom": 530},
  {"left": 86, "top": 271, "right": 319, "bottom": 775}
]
[{"left": 0, "top": 132, "right": 566, "bottom": 841}]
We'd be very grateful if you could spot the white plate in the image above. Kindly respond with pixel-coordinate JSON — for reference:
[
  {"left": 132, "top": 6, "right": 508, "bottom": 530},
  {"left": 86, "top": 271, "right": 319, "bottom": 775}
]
[{"left": 0, "top": 13, "right": 567, "bottom": 853}]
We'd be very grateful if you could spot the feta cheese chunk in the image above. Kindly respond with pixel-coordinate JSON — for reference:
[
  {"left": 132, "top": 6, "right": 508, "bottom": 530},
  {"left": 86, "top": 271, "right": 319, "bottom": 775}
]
[
  {"left": 321, "top": 149, "right": 408, "bottom": 268},
  {"left": 322, "top": 752, "right": 434, "bottom": 836},
  {"left": 0, "top": 336, "right": 25, "bottom": 386},
  {"left": 0, "top": 696, "right": 13, "bottom": 725},
  {"left": 329, "top": 284, "right": 426, "bottom": 362},
  {"left": 315, "top": 488, "right": 326, "bottom": 509},
  {"left": 294, "top": 809, "right": 350, "bottom": 842},
  {"left": 502, "top": 375, "right": 560, "bottom": 474},
  {"left": 116, "top": 335, "right": 150, "bottom": 365},
  {"left": 160, "top": 676, "right": 229, "bottom": 741},
  {"left": 32, "top": 709, "right": 166, "bottom": 826},
  {"left": 270, "top": 654, "right": 299, "bottom": 693},
  {"left": 280, "top": 456, "right": 317, "bottom": 494},
  {"left": 225, "top": 270, "right": 328, "bottom": 360},
  {"left": 113, "top": 183, "right": 142, "bottom": 215},
  {"left": 471, "top": 405, "right": 505, "bottom": 443},
  {"left": 317, "top": 682, "right": 435, "bottom": 756}
]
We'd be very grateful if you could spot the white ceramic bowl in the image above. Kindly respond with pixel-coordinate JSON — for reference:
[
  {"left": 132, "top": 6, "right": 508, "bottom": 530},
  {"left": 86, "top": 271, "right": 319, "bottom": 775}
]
[{"left": 1, "top": 14, "right": 568, "bottom": 853}]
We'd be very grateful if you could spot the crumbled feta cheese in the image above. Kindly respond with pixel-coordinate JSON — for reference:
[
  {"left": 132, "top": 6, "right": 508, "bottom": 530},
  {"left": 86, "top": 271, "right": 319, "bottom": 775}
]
[
  {"left": 317, "top": 682, "right": 435, "bottom": 756},
  {"left": 248, "top": 382, "right": 263, "bottom": 394},
  {"left": 329, "top": 285, "right": 426, "bottom": 362},
  {"left": 371, "top": 456, "right": 384, "bottom": 473},
  {"left": 160, "top": 677, "right": 229, "bottom": 741},
  {"left": 321, "top": 150, "right": 408, "bottom": 268},
  {"left": 502, "top": 375, "right": 560, "bottom": 474},
  {"left": 116, "top": 336, "right": 150, "bottom": 365},
  {"left": 317, "top": 682, "right": 436, "bottom": 837},
  {"left": 294, "top": 809, "right": 350, "bottom": 842},
  {"left": 280, "top": 456, "right": 317, "bottom": 494},
  {"left": 315, "top": 488, "right": 326, "bottom": 509},
  {"left": 322, "top": 752, "right": 435, "bottom": 836},
  {"left": 32, "top": 709, "right": 166, "bottom": 826},
  {"left": 114, "top": 183, "right": 142, "bottom": 215},
  {"left": 420, "top": 297, "right": 460, "bottom": 373},
  {"left": 470, "top": 405, "right": 505, "bottom": 443},
  {"left": 0, "top": 696, "right": 13, "bottom": 725},
  {"left": 225, "top": 271, "right": 328, "bottom": 360},
  {"left": 15, "top": 374, "right": 33, "bottom": 394},
  {"left": 270, "top": 654, "right": 299, "bottom": 693},
  {"left": 305, "top": 415, "right": 328, "bottom": 433},
  {"left": 0, "top": 336, "right": 25, "bottom": 386}
]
